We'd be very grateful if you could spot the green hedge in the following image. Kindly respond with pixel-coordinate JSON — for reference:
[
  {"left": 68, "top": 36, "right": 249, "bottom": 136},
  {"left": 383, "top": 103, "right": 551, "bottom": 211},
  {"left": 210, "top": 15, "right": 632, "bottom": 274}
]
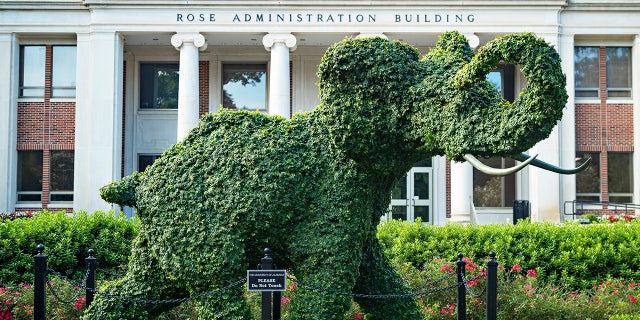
[
  {"left": 377, "top": 219, "right": 640, "bottom": 289},
  {"left": 0, "top": 210, "right": 139, "bottom": 285}
]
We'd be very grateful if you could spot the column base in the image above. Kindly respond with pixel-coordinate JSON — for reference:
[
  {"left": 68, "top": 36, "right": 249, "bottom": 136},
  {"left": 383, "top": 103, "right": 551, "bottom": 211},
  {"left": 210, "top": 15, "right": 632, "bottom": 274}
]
[{"left": 448, "top": 212, "right": 472, "bottom": 224}]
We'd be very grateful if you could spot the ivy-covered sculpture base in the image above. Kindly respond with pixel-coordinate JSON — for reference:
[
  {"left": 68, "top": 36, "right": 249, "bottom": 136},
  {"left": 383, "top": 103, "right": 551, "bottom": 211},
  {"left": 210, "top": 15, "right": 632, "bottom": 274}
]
[{"left": 86, "top": 31, "right": 567, "bottom": 319}]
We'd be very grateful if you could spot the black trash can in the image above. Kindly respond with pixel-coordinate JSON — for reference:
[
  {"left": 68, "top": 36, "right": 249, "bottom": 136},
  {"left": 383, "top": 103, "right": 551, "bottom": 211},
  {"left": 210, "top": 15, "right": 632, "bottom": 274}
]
[{"left": 513, "top": 200, "right": 530, "bottom": 224}]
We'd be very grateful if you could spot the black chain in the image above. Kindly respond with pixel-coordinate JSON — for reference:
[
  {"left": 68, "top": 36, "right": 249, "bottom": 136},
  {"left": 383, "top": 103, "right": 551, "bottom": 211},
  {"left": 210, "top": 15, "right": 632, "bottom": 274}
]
[
  {"left": 287, "top": 275, "right": 462, "bottom": 299},
  {"left": 46, "top": 268, "right": 89, "bottom": 303},
  {"left": 407, "top": 271, "right": 456, "bottom": 291},
  {"left": 88, "top": 277, "right": 247, "bottom": 305},
  {"left": 460, "top": 272, "right": 487, "bottom": 298}
]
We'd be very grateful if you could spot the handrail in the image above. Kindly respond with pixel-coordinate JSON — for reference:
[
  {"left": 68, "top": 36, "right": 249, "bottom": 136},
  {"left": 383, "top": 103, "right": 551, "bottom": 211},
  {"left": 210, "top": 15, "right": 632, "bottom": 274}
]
[
  {"left": 563, "top": 200, "right": 640, "bottom": 218},
  {"left": 469, "top": 199, "right": 479, "bottom": 225}
]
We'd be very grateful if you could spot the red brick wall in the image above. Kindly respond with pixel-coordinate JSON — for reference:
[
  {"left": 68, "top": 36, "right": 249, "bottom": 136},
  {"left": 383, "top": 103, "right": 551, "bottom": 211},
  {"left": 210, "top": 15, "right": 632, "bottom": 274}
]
[
  {"left": 17, "top": 44, "right": 75, "bottom": 211},
  {"left": 199, "top": 61, "right": 209, "bottom": 117}
]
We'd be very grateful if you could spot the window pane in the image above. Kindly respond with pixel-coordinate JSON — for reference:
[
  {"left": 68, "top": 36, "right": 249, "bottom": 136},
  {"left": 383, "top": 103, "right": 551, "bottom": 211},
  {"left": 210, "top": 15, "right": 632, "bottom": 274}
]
[
  {"left": 140, "top": 63, "right": 179, "bottom": 109},
  {"left": 52, "top": 46, "right": 77, "bottom": 98},
  {"left": 222, "top": 63, "right": 267, "bottom": 111},
  {"left": 391, "top": 174, "right": 407, "bottom": 199},
  {"left": 138, "top": 154, "right": 160, "bottom": 172},
  {"left": 17, "top": 150, "right": 43, "bottom": 202},
  {"left": 608, "top": 153, "right": 633, "bottom": 194},
  {"left": 473, "top": 158, "right": 516, "bottom": 207},
  {"left": 606, "top": 47, "right": 631, "bottom": 98},
  {"left": 487, "top": 71, "right": 502, "bottom": 94},
  {"left": 50, "top": 151, "right": 74, "bottom": 191},
  {"left": 576, "top": 152, "right": 600, "bottom": 200},
  {"left": 20, "top": 46, "right": 46, "bottom": 98},
  {"left": 574, "top": 47, "right": 599, "bottom": 98}
]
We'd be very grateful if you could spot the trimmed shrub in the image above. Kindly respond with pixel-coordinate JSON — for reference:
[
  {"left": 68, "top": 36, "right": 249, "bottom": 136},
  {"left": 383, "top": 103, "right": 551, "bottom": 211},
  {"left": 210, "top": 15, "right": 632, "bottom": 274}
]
[
  {"left": 0, "top": 210, "right": 138, "bottom": 286},
  {"left": 378, "top": 219, "right": 640, "bottom": 289}
]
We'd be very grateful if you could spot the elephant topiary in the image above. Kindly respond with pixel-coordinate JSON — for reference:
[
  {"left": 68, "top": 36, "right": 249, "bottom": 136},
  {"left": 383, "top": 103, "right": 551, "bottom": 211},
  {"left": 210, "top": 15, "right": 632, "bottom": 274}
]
[{"left": 85, "top": 31, "right": 583, "bottom": 319}]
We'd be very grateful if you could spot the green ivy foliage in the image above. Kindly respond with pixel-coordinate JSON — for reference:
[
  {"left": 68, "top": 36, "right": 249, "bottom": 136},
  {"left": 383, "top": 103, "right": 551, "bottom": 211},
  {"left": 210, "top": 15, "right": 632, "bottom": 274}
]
[
  {"left": 88, "top": 31, "right": 567, "bottom": 320},
  {"left": 378, "top": 220, "right": 640, "bottom": 290},
  {"left": 0, "top": 211, "right": 138, "bottom": 286},
  {"left": 412, "top": 32, "right": 567, "bottom": 160}
]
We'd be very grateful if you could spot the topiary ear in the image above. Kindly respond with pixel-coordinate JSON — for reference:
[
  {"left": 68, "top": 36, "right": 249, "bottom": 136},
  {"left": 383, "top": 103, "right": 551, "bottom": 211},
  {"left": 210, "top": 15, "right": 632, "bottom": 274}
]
[{"left": 317, "top": 37, "right": 424, "bottom": 173}]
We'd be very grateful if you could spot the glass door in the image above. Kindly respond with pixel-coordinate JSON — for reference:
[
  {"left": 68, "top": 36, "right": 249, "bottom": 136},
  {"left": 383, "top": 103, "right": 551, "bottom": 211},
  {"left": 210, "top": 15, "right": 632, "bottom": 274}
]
[{"left": 387, "top": 159, "right": 433, "bottom": 223}]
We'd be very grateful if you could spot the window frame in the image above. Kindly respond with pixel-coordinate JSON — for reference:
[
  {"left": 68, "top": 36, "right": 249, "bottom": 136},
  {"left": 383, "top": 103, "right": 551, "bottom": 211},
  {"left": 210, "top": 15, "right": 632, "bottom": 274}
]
[
  {"left": 19, "top": 45, "right": 46, "bottom": 99},
  {"left": 221, "top": 62, "right": 268, "bottom": 112},
  {"left": 607, "top": 152, "right": 634, "bottom": 203},
  {"left": 51, "top": 45, "right": 77, "bottom": 99},
  {"left": 574, "top": 43, "right": 633, "bottom": 101},
  {"left": 139, "top": 62, "right": 180, "bottom": 110},
  {"left": 16, "top": 150, "right": 44, "bottom": 203},
  {"left": 575, "top": 152, "right": 601, "bottom": 202},
  {"left": 49, "top": 150, "right": 74, "bottom": 203},
  {"left": 605, "top": 46, "right": 632, "bottom": 99}
]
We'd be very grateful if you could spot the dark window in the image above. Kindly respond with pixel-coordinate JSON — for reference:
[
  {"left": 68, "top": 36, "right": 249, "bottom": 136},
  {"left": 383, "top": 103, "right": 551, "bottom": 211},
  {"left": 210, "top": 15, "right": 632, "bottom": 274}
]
[
  {"left": 576, "top": 153, "right": 601, "bottom": 201},
  {"left": 138, "top": 154, "right": 161, "bottom": 172},
  {"left": 608, "top": 152, "right": 633, "bottom": 203},
  {"left": 140, "top": 63, "right": 179, "bottom": 109},
  {"left": 17, "top": 150, "right": 43, "bottom": 202},
  {"left": 50, "top": 151, "right": 74, "bottom": 202},
  {"left": 473, "top": 158, "right": 516, "bottom": 207}
]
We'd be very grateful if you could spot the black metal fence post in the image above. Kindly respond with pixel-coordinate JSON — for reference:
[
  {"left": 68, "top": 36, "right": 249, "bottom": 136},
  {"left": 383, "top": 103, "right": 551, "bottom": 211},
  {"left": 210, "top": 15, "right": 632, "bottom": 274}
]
[
  {"left": 260, "top": 248, "right": 274, "bottom": 320},
  {"left": 85, "top": 248, "right": 96, "bottom": 308},
  {"left": 456, "top": 253, "right": 466, "bottom": 320},
  {"left": 486, "top": 251, "right": 498, "bottom": 320},
  {"left": 33, "top": 244, "right": 47, "bottom": 320}
]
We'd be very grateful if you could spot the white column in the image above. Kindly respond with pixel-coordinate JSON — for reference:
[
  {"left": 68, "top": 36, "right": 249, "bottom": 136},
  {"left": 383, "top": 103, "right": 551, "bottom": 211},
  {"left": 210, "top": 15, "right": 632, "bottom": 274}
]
[
  {"left": 74, "top": 32, "right": 124, "bottom": 212},
  {"left": 172, "top": 33, "right": 207, "bottom": 140},
  {"left": 0, "top": 33, "right": 17, "bottom": 212},
  {"left": 528, "top": 34, "right": 562, "bottom": 222},
  {"left": 633, "top": 35, "right": 640, "bottom": 205},
  {"left": 450, "top": 161, "right": 473, "bottom": 223},
  {"left": 558, "top": 33, "right": 577, "bottom": 220},
  {"left": 263, "top": 33, "right": 296, "bottom": 119}
]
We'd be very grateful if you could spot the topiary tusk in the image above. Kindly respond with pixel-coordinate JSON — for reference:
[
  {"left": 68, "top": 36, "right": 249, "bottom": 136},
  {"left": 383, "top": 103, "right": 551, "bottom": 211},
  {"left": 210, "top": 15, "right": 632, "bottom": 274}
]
[{"left": 463, "top": 153, "right": 538, "bottom": 176}]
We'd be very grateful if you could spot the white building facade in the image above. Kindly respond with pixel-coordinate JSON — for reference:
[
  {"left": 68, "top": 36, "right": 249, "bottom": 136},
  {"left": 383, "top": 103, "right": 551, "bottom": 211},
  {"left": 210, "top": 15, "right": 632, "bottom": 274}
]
[{"left": 1, "top": 0, "right": 638, "bottom": 224}]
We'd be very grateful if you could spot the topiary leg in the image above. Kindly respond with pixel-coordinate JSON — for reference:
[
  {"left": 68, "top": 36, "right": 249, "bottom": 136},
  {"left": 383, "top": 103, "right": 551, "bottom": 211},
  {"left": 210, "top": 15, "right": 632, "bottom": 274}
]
[
  {"left": 286, "top": 223, "right": 364, "bottom": 320},
  {"left": 190, "top": 285, "right": 251, "bottom": 320},
  {"left": 83, "top": 236, "right": 187, "bottom": 320},
  {"left": 353, "top": 239, "right": 422, "bottom": 320}
]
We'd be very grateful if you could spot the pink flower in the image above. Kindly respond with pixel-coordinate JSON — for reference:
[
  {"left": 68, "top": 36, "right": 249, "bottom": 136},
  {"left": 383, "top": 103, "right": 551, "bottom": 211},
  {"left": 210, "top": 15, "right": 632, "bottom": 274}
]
[
  {"left": 0, "top": 309, "right": 12, "bottom": 320},
  {"left": 355, "top": 313, "right": 363, "bottom": 320},
  {"left": 629, "top": 295, "right": 637, "bottom": 303},
  {"left": 440, "top": 264, "right": 455, "bottom": 273},
  {"left": 612, "top": 290, "right": 620, "bottom": 296},
  {"left": 280, "top": 297, "right": 291, "bottom": 306},
  {"left": 526, "top": 269, "right": 537, "bottom": 277},
  {"left": 440, "top": 304, "right": 455, "bottom": 315},
  {"left": 510, "top": 264, "right": 523, "bottom": 272},
  {"left": 74, "top": 295, "right": 86, "bottom": 309}
]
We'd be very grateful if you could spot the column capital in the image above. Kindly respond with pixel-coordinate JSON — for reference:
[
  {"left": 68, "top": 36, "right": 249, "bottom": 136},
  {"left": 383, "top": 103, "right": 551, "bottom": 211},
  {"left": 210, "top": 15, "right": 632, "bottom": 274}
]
[
  {"left": 262, "top": 33, "right": 297, "bottom": 52},
  {"left": 356, "top": 33, "right": 387, "bottom": 40},
  {"left": 171, "top": 33, "right": 207, "bottom": 51}
]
